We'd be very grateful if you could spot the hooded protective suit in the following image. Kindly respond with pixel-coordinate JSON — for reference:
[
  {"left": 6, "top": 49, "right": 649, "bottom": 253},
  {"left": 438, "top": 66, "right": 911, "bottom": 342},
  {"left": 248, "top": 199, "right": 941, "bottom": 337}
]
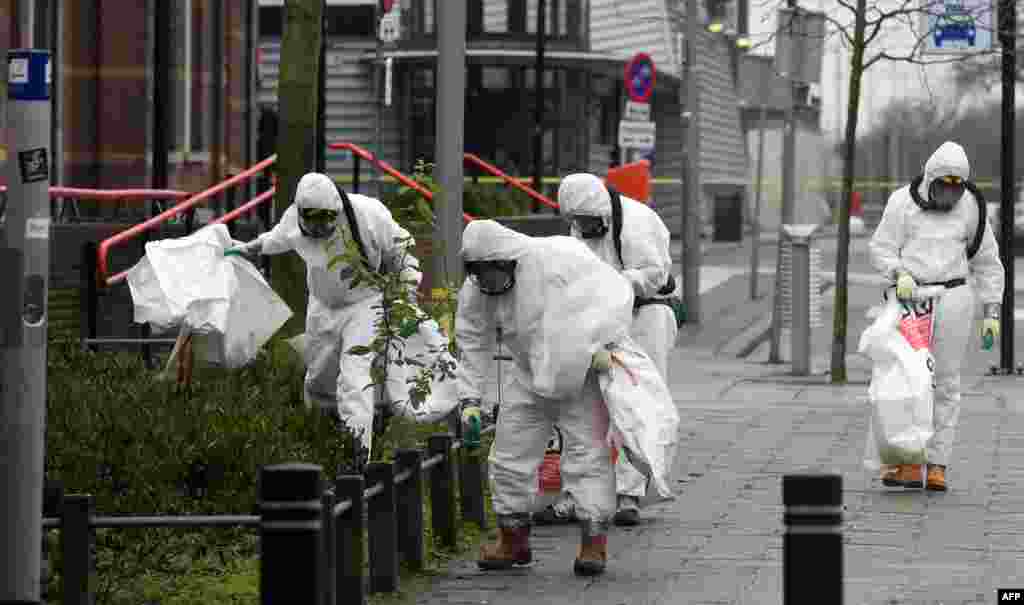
[
  {"left": 869, "top": 141, "right": 1004, "bottom": 467},
  {"left": 455, "top": 220, "right": 634, "bottom": 530},
  {"left": 558, "top": 173, "right": 678, "bottom": 499},
  {"left": 245, "top": 173, "right": 422, "bottom": 458}
]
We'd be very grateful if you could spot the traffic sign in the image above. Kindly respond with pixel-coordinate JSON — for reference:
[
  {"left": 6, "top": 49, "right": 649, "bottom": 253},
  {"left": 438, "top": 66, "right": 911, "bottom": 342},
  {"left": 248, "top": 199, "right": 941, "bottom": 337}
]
[
  {"left": 624, "top": 100, "right": 650, "bottom": 122},
  {"left": 618, "top": 120, "right": 656, "bottom": 149},
  {"left": 624, "top": 53, "right": 656, "bottom": 103},
  {"left": 379, "top": 11, "right": 401, "bottom": 43}
]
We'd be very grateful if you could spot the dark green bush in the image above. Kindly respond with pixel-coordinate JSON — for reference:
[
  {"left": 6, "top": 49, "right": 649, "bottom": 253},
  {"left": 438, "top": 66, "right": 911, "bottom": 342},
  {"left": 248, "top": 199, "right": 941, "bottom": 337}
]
[{"left": 44, "top": 336, "right": 454, "bottom": 605}]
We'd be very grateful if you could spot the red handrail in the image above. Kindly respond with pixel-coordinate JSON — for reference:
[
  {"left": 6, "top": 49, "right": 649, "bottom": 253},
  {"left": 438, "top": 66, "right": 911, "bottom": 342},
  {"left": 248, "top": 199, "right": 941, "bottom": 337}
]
[
  {"left": 328, "top": 142, "right": 474, "bottom": 222},
  {"left": 99, "top": 155, "right": 278, "bottom": 287},
  {"left": 0, "top": 185, "right": 190, "bottom": 201},
  {"left": 463, "top": 153, "right": 559, "bottom": 211},
  {"left": 212, "top": 186, "right": 276, "bottom": 226}
]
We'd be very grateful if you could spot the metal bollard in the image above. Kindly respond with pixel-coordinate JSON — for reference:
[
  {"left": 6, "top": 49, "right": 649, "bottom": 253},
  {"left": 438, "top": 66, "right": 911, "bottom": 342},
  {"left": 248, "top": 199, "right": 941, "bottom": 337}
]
[
  {"left": 395, "top": 449, "right": 426, "bottom": 571},
  {"left": 782, "top": 225, "right": 817, "bottom": 376},
  {"left": 428, "top": 434, "right": 458, "bottom": 550},
  {"left": 783, "top": 474, "right": 843, "bottom": 605},
  {"left": 61, "top": 494, "right": 95, "bottom": 605},
  {"left": 321, "top": 488, "right": 336, "bottom": 605},
  {"left": 459, "top": 447, "right": 487, "bottom": 530},
  {"left": 334, "top": 475, "right": 367, "bottom": 605},
  {"left": 259, "top": 463, "right": 324, "bottom": 605},
  {"left": 365, "top": 461, "right": 399, "bottom": 593},
  {"left": 80, "top": 241, "right": 99, "bottom": 352}
]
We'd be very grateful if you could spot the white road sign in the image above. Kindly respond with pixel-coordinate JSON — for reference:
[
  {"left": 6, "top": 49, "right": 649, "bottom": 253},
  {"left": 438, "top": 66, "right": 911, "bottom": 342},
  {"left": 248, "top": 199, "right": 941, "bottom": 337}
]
[
  {"left": 618, "top": 120, "right": 656, "bottom": 149},
  {"left": 921, "top": 0, "right": 993, "bottom": 54},
  {"left": 624, "top": 100, "right": 650, "bottom": 122},
  {"left": 379, "top": 11, "right": 401, "bottom": 43}
]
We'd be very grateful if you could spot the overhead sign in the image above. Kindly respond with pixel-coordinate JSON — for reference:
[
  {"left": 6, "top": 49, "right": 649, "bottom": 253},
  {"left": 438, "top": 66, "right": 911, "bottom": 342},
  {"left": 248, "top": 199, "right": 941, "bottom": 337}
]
[
  {"left": 618, "top": 120, "right": 656, "bottom": 150},
  {"left": 624, "top": 53, "right": 656, "bottom": 103},
  {"left": 624, "top": 100, "right": 650, "bottom": 122},
  {"left": 921, "top": 0, "right": 993, "bottom": 54}
]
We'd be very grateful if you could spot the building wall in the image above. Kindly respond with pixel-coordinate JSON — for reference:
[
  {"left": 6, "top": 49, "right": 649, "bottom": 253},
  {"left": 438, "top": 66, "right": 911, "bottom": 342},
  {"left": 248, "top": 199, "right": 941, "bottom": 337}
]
[
  {"left": 0, "top": 0, "right": 11, "bottom": 173},
  {"left": 257, "top": 39, "right": 403, "bottom": 187}
]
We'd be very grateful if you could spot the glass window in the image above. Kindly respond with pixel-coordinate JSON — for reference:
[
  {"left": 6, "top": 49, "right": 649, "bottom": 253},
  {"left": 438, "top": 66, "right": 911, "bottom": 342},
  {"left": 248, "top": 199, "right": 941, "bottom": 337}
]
[
  {"left": 259, "top": 7, "right": 283, "bottom": 37},
  {"left": 483, "top": 0, "right": 509, "bottom": 33},
  {"left": 166, "top": 0, "right": 216, "bottom": 155},
  {"left": 525, "top": 0, "right": 556, "bottom": 35},
  {"left": 325, "top": 6, "right": 375, "bottom": 36},
  {"left": 482, "top": 67, "right": 510, "bottom": 90}
]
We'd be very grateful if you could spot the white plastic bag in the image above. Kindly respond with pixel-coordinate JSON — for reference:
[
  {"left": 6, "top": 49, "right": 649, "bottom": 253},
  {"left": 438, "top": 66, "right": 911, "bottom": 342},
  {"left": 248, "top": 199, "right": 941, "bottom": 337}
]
[
  {"left": 596, "top": 337, "right": 680, "bottom": 501},
  {"left": 125, "top": 224, "right": 293, "bottom": 369},
  {"left": 858, "top": 294, "right": 936, "bottom": 470}
]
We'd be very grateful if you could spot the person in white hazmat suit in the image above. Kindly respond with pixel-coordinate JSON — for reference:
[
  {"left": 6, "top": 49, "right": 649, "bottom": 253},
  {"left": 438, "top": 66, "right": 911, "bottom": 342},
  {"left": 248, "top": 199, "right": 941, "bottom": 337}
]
[
  {"left": 532, "top": 173, "right": 678, "bottom": 527},
  {"left": 869, "top": 141, "right": 1004, "bottom": 491},
  {"left": 455, "top": 219, "right": 635, "bottom": 576},
  {"left": 226, "top": 172, "right": 422, "bottom": 465}
]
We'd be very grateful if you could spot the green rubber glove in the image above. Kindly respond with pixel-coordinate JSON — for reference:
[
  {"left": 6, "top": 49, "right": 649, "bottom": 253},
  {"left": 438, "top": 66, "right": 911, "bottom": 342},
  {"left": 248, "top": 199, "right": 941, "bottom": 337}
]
[
  {"left": 896, "top": 272, "right": 917, "bottom": 301},
  {"left": 591, "top": 349, "right": 613, "bottom": 372},
  {"left": 224, "top": 248, "right": 244, "bottom": 257},
  {"left": 461, "top": 405, "right": 482, "bottom": 450},
  {"left": 982, "top": 318, "right": 1000, "bottom": 351}
]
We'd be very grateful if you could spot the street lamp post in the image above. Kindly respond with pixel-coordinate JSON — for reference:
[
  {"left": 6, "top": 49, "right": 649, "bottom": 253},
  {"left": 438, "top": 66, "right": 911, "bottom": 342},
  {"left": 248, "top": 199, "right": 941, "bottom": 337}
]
[{"left": 681, "top": 0, "right": 702, "bottom": 324}]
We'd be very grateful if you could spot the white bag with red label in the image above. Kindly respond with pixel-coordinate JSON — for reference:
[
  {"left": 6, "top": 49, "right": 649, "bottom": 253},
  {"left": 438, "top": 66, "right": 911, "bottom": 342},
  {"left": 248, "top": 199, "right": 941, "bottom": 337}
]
[{"left": 859, "top": 289, "right": 940, "bottom": 470}]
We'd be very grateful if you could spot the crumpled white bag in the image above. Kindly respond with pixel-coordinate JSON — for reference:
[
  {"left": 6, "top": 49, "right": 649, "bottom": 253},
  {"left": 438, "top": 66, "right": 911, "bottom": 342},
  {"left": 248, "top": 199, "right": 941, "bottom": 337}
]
[
  {"left": 596, "top": 337, "right": 680, "bottom": 501},
  {"left": 858, "top": 295, "right": 935, "bottom": 470},
  {"left": 126, "top": 224, "right": 293, "bottom": 369}
]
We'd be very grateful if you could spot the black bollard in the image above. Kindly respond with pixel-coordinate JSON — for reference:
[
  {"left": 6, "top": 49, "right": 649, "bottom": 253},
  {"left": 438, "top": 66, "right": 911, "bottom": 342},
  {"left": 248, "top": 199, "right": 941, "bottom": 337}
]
[
  {"left": 260, "top": 463, "right": 324, "bottom": 605},
  {"left": 783, "top": 474, "right": 843, "bottom": 605}
]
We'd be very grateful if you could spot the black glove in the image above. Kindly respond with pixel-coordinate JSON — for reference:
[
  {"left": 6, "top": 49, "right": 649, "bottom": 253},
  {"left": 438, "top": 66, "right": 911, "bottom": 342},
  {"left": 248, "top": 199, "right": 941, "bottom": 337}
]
[{"left": 657, "top": 274, "right": 677, "bottom": 296}]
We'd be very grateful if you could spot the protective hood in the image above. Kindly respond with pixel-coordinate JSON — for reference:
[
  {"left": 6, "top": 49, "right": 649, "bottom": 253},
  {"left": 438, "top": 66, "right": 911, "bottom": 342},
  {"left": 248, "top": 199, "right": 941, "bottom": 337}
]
[
  {"left": 917, "top": 141, "right": 970, "bottom": 201},
  {"left": 558, "top": 173, "right": 611, "bottom": 216},
  {"left": 460, "top": 219, "right": 532, "bottom": 262},
  {"left": 295, "top": 172, "right": 342, "bottom": 211}
]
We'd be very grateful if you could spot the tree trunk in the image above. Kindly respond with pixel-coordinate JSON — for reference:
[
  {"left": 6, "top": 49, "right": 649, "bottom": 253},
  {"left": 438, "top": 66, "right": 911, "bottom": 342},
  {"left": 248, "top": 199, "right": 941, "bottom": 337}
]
[
  {"left": 830, "top": 0, "right": 868, "bottom": 384},
  {"left": 271, "top": 0, "right": 324, "bottom": 336}
]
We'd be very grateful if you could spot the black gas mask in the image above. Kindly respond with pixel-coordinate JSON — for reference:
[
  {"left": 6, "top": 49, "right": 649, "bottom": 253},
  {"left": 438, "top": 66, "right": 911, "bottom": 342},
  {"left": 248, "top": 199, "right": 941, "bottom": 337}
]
[
  {"left": 465, "top": 260, "right": 517, "bottom": 296},
  {"left": 926, "top": 175, "right": 966, "bottom": 212},
  {"left": 298, "top": 207, "right": 339, "bottom": 239},
  {"left": 569, "top": 214, "right": 609, "bottom": 239}
]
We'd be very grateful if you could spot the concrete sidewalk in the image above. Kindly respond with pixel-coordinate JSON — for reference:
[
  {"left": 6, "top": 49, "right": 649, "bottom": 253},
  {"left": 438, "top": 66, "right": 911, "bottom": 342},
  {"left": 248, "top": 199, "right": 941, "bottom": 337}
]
[{"left": 413, "top": 278, "right": 1024, "bottom": 604}]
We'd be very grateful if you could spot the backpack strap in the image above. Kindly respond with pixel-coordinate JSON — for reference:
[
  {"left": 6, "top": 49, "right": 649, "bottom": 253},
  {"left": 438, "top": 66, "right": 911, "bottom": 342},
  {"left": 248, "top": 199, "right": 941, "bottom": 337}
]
[
  {"left": 334, "top": 183, "right": 381, "bottom": 272},
  {"left": 964, "top": 180, "right": 986, "bottom": 260},
  {"left": 607, "top": 185, "right": 625, "bottom": 267},
  {"left": 908, "top": 174, "right": 987, "bottom": 260}
]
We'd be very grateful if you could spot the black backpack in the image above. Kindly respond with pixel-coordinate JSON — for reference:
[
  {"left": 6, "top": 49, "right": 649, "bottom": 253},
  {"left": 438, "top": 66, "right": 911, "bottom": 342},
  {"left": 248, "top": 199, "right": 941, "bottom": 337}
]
[{"left": 908, "top": 175, "right": 987, "bottom": 259}]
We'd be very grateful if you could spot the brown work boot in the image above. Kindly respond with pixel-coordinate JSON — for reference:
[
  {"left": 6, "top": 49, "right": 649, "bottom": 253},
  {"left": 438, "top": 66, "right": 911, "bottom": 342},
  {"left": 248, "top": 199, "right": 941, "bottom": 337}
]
[
  {"left": 478, "top": 517, "right": 532, "bottom": 570},
  {"left": 573, "top": 521, "right": 608, "bottom": 577},
  {"left": 926, "top": 464, "right": 947, "bottom": 492},
  {"left": 881, "top": 464, "right": 923, "bottom": 488}
]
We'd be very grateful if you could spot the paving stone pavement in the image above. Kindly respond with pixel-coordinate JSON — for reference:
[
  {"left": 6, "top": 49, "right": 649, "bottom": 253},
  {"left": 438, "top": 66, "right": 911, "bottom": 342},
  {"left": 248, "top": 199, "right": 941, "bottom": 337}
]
[{"left": 411, "top": 338, "right": 1024, "bottom": 605}]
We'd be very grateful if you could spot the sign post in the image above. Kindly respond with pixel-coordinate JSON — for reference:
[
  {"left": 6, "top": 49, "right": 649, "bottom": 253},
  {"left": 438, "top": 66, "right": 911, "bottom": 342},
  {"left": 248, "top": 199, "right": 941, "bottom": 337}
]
[
  {"left": 1, "top": 48, "right": 51, "bottom": 603},
  {"left": 620, "top": 53, "right": 656, "bottom": 165}
]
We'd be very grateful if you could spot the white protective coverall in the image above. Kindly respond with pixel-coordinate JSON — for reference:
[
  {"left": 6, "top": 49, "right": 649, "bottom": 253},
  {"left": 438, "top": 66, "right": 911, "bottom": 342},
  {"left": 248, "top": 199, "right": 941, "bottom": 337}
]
[
  {"left": 455, "top": 220, "right": 635, "bottom": 530},
  {"left": 869, "top": 141, "right": 1004, "bottom": 467},
  {"left": 558, "top": 173, "right": 678, "bottom": 499},
  {"left": 247, "top": 173, "right": 422, "bottom": 457}
]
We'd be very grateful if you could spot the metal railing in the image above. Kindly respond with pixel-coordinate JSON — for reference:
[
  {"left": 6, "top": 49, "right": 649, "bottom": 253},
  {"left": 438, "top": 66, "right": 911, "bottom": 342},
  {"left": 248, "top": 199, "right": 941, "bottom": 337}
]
[
  {"left": 463, "top": 153, "right": 559, "bottom": 211},
  {"left": 43, "top": 426, "right": 495, "bottom": 605},
  {"left": 0, "top": 186, "right": 191, "bottom": 224}
]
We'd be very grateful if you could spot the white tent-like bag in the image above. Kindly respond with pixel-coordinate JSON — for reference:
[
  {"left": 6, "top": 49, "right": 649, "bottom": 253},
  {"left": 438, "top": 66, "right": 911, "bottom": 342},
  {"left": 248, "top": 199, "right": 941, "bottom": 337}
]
[{"left": 125, "top": 223, "right": 293, "bottom": 369}]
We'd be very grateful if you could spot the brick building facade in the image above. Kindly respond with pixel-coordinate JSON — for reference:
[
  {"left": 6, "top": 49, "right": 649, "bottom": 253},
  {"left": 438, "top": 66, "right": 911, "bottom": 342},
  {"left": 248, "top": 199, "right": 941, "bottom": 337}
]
[{"left": 0, "top": 1, "right": 259, "bottom": 198}]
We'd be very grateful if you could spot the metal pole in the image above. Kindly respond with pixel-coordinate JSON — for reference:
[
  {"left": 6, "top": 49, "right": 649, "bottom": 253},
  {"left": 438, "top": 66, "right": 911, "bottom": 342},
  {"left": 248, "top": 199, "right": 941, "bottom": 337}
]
[
  {"left": 374, "top": 4, "right": 383, "bottom": 199},
  {"left": 750, "top": 104, "right": 766, "bottom": 300},
  {"left": 1, "top": 48, "right": 51, "bottom": 604},
  {"left": 434, "top": 0, "right": 466, "bottom": 288},
  {"left": 787, "top": 227, "right": 812, "bottom": 375},
  {"left": 17, "top": 0, "right": 35, "bottom": 47},
  {"left": 770, "top": 0, "right": 800, "bottom": 362},
  {"left": 783, "top": 474, "right": 843, "bottom": 604},
  {"left": 316, "top": 0, "right": 327, "bottom": 174},
  {"left": 1000, "top": 0, "right": 1015, "bottom": 372},
  {"left": 681, "top": 0, "right": 701, "bottom": 324},
  {"left": 259, "top": 463, "right": 324, "bottom": 605},
  {"left": 532, "top": 0, "right": 547, "bottom": 210}
]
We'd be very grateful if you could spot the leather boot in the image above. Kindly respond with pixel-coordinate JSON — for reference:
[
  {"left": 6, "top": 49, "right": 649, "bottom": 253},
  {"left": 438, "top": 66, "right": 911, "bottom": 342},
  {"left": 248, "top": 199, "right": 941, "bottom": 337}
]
[
  {"left": 573, "top": 520, "right": 609, "bottom": 576},
  {"left": 478, "top": 514, "right": 532, "bottom": 570},
  {"left": 926, "top": 464, "right": 947, "bottom": 492}
]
